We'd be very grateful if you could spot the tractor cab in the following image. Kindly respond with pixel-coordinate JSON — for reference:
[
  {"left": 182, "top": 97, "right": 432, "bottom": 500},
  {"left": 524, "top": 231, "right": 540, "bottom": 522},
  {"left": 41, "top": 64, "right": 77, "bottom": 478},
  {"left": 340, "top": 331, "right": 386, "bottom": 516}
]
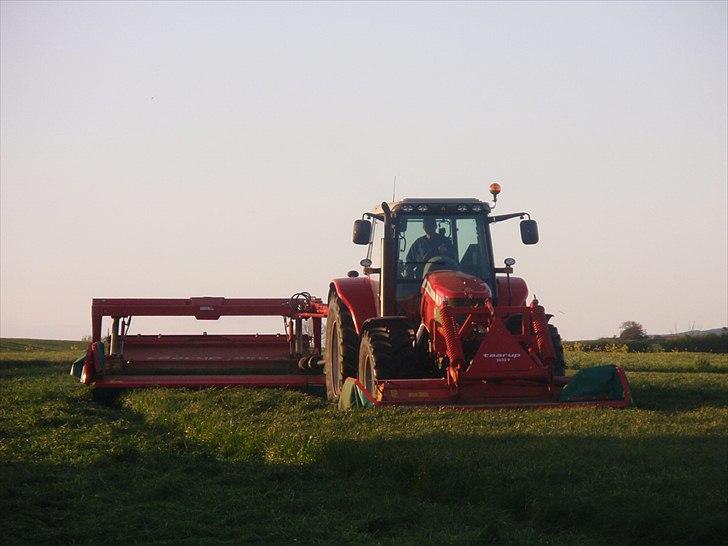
[
  {"left": 387, "top": 199, "right": 495, "bottom": 320},
  {"left": 353, "top": 192, "right": 536, "bottom": 321}
]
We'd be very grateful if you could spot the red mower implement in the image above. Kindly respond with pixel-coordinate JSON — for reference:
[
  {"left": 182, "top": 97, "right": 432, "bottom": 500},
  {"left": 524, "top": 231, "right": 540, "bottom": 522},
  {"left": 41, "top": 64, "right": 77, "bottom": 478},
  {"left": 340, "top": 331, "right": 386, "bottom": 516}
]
[
  {"left": 71, "top": 294, "right": 328, "bottom": 395},
  {"left": 73, "top": 185, "right": 631, "bottom": 409}
]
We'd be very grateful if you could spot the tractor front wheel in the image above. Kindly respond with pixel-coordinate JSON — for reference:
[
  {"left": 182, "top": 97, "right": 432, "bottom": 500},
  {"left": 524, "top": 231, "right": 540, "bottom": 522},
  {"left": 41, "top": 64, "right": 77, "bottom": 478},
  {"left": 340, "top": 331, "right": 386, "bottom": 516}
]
[
  {"left": 358, "top": 324, "right": 415, "bottom": 395},
  {"left": 324, "top": 294, "right": 359, "bottom": 401},
  {"left": 549, "top": 324, "right": 566, "bottom": 376}
]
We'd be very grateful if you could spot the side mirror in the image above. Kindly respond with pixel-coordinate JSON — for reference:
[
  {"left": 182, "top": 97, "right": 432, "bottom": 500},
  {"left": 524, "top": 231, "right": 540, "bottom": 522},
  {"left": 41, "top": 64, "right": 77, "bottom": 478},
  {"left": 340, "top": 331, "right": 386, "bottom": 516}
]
[
  {"left": 353, "top": 219, "right": 372, "bottom": 245},
  {"left": 520, "top": 219, "right": 539, "bottom": 245}
]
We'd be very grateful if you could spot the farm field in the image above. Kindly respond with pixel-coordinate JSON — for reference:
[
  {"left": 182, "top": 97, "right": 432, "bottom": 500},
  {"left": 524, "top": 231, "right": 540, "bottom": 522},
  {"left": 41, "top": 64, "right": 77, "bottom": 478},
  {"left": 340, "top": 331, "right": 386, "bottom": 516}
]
[{"left": 1, "top": 339, "right": 727, "bottom": 545}]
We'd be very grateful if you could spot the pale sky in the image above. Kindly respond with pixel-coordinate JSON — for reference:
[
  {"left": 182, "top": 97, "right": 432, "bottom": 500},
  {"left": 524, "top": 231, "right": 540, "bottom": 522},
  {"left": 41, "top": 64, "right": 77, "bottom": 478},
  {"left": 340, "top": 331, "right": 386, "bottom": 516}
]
[{"left": 1, "top": 1, "right": 726, "bottom": 341}]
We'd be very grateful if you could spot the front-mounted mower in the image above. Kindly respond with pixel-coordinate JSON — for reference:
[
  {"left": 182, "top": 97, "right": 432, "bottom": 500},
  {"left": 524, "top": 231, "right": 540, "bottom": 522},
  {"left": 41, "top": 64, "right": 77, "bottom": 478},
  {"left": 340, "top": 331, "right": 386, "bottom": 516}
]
[{"left": 72, "top": 184, "right": 631, "bottom": 409}]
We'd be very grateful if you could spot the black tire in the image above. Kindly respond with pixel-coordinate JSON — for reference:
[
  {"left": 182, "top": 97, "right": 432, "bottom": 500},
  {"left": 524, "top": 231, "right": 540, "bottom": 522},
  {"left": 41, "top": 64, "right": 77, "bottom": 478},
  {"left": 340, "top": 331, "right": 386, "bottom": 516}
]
[
  {"left": 324, "top": 294, "right": 359, "bottom": 402},
  {"left": 549, "top": 324, "right": 566, "bottom": 376},
  {"left": 358, "top": 324, "right": 415, "bottom": 395}
]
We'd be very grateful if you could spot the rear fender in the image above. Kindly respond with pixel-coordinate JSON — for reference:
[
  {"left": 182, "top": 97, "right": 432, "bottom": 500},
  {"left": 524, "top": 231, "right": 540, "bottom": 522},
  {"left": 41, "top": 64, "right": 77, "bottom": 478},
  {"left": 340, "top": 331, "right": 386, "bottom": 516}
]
[{"left": 330, "top": 277, "right": 379, "bottom": 334}]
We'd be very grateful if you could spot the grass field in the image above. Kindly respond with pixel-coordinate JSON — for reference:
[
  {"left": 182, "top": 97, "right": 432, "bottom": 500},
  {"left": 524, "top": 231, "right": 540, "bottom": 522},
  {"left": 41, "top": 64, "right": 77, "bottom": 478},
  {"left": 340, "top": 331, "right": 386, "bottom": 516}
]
[{"left": 1, "top": 339, "right": 727, "bottom": 545}]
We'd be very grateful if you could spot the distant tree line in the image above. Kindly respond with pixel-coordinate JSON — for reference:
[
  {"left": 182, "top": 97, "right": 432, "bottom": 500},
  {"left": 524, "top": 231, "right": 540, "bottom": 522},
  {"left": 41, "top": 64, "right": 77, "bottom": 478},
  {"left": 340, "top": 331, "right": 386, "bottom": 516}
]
[{"left": 564, "top": 333, "right": 728, "bottom": 353}]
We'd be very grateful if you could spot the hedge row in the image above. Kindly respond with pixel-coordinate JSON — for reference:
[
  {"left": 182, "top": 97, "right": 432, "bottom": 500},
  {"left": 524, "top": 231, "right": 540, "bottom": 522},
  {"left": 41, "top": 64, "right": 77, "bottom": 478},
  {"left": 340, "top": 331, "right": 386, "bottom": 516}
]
[{"left": 563, "top": 333, "right": 728, "bottom": 353}]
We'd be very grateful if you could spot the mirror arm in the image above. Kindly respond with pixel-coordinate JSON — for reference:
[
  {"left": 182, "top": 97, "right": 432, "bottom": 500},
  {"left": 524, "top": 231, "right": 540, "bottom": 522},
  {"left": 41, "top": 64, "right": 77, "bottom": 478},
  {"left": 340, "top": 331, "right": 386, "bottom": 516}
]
[
  {"left": 365, "top": 218, "right": 377, "bottom": 261},
  {"left": 489, "top": 212, "right": 531, "bottom": 224}
]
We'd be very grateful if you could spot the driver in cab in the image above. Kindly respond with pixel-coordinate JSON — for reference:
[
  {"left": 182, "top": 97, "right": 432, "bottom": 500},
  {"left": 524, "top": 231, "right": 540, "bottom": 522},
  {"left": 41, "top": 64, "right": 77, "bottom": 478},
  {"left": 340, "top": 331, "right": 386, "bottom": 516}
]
[{"left": 404, "top": 217, "right": 456, "bottom": 277}]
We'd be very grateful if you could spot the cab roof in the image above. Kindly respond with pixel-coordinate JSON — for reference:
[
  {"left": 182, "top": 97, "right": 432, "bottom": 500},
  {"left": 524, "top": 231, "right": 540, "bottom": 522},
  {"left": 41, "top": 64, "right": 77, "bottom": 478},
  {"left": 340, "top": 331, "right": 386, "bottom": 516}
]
[{"left": 373, "top": 198, "right": 490, "bottom": 215}]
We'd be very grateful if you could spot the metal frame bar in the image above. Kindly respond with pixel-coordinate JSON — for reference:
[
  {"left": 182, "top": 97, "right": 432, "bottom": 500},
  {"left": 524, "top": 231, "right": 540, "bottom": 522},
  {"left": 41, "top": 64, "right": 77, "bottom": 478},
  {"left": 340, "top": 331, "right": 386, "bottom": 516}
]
[
  {"left": 92, "top": 297, "right": 327, "bottom": 341},
  {"left": 94, "top": 374, "right": 325, "bottom": 389}
]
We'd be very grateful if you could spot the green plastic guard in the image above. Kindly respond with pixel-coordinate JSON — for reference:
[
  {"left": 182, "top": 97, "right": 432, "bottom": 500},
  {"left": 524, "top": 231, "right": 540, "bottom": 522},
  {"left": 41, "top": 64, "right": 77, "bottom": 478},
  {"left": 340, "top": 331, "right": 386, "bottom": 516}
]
[
  {"left": 559, "top": 364, "right": 625, "bottom": 402},
  {"left": 70, "top": 341, "right": 105, "bottom": 382},
  {"left": 338, "top": 378, "right": 377, "bottom": 410},
  {"left": 70, "top": 354, "right": 85, "bottom": 379}
]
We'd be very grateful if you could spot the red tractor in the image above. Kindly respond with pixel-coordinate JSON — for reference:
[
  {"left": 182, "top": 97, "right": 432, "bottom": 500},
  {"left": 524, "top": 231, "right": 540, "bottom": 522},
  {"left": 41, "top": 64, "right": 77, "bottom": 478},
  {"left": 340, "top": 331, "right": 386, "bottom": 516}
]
[
  {"left": 325, "top": 186, "right": 629, "bottom": 407},
  {"left": 74, "top": 185, "right": 629, "bottom": 408}
]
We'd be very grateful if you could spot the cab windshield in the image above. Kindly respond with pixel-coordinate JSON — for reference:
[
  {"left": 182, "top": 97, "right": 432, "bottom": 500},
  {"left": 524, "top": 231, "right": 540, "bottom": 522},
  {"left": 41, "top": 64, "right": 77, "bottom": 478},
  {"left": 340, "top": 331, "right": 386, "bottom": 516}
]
[
  {"left": 394, "top": 214, "right": 491, "bottom": 317},
  {"left": 396, "top": 214, "right": 491, "bottom": 282}
]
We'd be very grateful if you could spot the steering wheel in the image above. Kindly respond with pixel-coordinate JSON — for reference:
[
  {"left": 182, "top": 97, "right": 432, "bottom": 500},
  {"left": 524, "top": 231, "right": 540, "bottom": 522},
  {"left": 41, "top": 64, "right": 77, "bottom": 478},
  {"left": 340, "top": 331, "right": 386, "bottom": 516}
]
[{"left": 422, "top": 255, "right": 459, "bottom": 278}]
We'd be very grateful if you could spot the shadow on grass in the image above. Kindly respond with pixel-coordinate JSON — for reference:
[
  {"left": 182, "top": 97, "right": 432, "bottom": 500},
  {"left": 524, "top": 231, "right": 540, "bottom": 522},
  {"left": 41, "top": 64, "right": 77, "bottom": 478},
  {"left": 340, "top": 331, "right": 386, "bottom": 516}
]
[
  {"left": 0, "top": 359, "right": 75, "bottom": 374},
  {"left": 2, "top": 415, "right": 726, "bottom": 544},
  {"left": 629, "top": 375, "right": 728, "bottom": 411}
]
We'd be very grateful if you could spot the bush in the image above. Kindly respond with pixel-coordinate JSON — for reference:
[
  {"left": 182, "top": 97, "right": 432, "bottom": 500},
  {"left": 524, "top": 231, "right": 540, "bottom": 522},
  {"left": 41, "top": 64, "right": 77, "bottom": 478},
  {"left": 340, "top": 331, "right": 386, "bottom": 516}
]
[{"left": 619, "top": 321, "right": 647, "bottom": 340}]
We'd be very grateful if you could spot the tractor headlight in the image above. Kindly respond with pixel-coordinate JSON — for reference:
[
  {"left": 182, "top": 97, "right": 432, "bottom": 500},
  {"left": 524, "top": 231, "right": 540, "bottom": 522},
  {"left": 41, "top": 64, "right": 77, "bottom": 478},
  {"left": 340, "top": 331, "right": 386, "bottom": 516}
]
[
  {"left": 457, "top": 204, "right": 469, "bottom": 212},
  {"left": 417, "top": 205, "right": 428, "bottom": 212},
  {"left": 401, "top": 204, "right": 414, "bottom": 212},
  {"left": 471, "top": 204, "right": 483, "bottom": 212}
]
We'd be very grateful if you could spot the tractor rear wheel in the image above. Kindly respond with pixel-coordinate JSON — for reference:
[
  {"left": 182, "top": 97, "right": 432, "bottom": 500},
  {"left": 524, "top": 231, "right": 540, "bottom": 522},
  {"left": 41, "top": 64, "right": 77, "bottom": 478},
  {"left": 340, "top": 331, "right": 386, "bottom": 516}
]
[
  {"left": 324, "top": 294, "right": 359, "bottom": 401},
  {"left": 549, "top": 324, "right": 566, "bottom": 376},
  {"left": 358, "top": 324, "right": 415, "bottom": 395}
]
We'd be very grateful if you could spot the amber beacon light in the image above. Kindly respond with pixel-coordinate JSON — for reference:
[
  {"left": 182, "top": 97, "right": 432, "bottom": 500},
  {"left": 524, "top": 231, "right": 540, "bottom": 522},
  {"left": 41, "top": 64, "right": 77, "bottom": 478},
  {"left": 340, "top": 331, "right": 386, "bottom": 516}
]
[{"left": 489, "top": 182, "right": 502, "bottom": 203}]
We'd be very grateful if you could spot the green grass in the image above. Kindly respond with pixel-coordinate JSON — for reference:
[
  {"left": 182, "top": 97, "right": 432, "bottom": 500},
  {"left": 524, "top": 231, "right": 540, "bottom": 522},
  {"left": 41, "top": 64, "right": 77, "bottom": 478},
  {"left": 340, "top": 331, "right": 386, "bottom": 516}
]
[
  {"left": 565, "top": 349, "right": 728, "bottom": 373},
  {"left": 1, "top": 342, "right": 727, "bottom": 544},
  {"left": 0, "top": 338, "right": 87, "bottom": 353},
  {"left": 0, "top": 338, "right": 87, "bottom": 368}
]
